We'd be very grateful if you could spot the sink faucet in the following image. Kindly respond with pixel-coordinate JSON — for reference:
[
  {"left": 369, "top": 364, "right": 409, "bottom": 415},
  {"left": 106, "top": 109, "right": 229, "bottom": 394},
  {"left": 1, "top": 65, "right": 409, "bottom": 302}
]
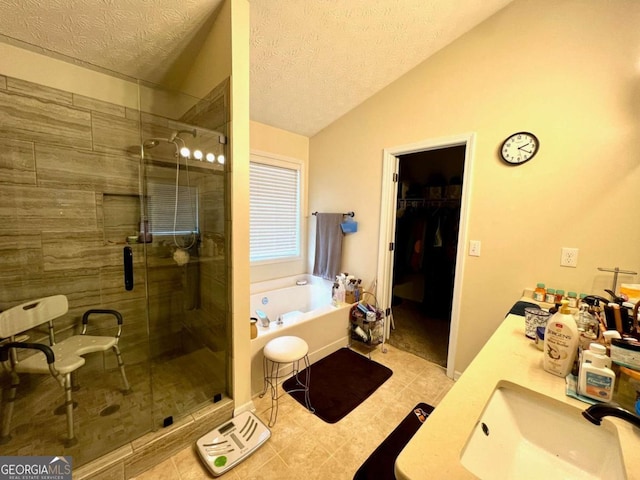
[
  {"left": 582, "top": 404, "right": 640, "bottom": 429},
  {"left": 255, "top": 309, "right": 270, "bottom": 327}
]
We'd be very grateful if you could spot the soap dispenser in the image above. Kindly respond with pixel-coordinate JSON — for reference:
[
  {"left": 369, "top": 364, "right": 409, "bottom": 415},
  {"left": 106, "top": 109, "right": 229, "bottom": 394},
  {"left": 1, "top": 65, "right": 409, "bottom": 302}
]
[{"left": 543, "top": 300, "right": 579, "bottom": 377}]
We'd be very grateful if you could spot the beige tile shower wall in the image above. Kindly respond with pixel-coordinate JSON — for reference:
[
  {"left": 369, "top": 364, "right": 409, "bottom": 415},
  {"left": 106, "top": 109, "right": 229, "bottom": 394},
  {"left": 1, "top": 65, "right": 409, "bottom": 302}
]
[
  {"left": 0, "top": 137, "right": 36, "bottom": 184},
  {"left": 35, "top": 144, "right": 140, "bottom": 194},
  {"left": 194, "top": 174, "right": 227, "bottom": 352},
  {"left": 0, "top": 73, "right": 149, "bottom": 359}
]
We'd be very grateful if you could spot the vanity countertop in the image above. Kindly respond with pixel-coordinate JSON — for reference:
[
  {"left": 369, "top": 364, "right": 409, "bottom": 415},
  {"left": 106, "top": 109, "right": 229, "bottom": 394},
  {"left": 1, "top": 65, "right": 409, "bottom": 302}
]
[{"left": 394, "top": 313, "right": 640, "bottom": 479}]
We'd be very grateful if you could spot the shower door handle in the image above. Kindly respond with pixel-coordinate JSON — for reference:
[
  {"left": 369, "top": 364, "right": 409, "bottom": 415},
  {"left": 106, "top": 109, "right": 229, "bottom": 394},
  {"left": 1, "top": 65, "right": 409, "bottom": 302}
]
[{"left": 124, "top": 246, "right": 134, "bottom": 291}]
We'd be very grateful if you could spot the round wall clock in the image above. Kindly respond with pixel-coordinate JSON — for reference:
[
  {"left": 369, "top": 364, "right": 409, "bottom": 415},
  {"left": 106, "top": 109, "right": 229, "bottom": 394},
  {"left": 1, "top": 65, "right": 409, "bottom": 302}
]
[{"left": 500, "top": 132, "right": 539, "bottom": 165}]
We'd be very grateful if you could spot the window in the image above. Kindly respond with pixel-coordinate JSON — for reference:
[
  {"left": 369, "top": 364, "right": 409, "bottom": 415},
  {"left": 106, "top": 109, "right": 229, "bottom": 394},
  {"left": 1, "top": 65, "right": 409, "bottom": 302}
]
[
  {"left": 250, "top": 155, "right": 301, "bottom": 263},
  {"left": 147, "top": 182, "right": 199, "bottom": 235}
]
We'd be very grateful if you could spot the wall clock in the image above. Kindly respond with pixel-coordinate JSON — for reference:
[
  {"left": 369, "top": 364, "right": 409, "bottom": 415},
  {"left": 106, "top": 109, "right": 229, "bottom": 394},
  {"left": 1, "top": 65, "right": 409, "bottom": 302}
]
[{"left": 500, "top": 132, "right": 539, "bottom": 165}]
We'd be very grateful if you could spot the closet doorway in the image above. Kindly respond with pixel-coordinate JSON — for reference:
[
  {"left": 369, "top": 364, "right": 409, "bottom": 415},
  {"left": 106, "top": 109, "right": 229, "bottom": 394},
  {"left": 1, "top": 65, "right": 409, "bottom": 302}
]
[
  {"left": 376, "top": 133, "right": 475, "bottom": 379},
  {"left": 389, "top": 146, "right": 465, "bottom": 368}
]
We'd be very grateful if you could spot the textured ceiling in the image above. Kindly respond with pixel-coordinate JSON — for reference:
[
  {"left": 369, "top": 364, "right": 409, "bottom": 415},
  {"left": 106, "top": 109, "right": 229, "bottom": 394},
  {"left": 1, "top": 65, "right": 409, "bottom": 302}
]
[
  {"left": 0, "top": 0, "right": 225, "bottom": 87},
  {"left": 0, "top": 0, "right": 514, "bottom": 137},
  {"left": 249, "top": 0, "right": 514, "bottom": 136}
]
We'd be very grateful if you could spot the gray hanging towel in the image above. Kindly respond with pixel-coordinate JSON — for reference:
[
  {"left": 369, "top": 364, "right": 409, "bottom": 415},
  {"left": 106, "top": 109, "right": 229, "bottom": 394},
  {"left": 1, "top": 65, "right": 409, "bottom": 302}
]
[{"left": 312, "top": 213, "right": 344, "bottom": 280}]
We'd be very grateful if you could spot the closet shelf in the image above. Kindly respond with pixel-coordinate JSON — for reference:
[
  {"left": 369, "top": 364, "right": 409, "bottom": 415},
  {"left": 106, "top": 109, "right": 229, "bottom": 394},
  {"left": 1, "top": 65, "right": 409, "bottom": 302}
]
[{"left": 397, "top": 198, "right": 460, "bottom": 209}]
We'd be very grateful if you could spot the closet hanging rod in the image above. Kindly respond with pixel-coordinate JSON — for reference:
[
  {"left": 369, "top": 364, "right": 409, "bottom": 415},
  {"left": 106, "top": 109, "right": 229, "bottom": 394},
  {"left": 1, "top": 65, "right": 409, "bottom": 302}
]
[{"left": 312, "top": 211, "right": 355, "bottom": 217}]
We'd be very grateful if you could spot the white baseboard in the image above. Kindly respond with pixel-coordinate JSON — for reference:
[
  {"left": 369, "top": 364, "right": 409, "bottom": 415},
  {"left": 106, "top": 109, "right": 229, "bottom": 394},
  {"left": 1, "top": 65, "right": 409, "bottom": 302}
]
[{"left": 233, "top": 400, "right": 256, "bottom": 417}]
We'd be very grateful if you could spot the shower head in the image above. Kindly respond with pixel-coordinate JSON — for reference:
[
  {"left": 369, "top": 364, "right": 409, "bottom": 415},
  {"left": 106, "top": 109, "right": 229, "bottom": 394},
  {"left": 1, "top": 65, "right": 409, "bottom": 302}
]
[
  {"left": 142, "top": 139, "right": 161, "bottom": 149},
  {"left": 170, "top": 129, "right": 197, "bottom": 142}
]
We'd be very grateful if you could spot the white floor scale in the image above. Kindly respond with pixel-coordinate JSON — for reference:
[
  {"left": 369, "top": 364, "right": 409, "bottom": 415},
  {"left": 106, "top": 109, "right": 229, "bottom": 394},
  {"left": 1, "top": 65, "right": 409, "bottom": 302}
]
[{"left": 196, "top": 410, "right": 271, "bottom": 476}]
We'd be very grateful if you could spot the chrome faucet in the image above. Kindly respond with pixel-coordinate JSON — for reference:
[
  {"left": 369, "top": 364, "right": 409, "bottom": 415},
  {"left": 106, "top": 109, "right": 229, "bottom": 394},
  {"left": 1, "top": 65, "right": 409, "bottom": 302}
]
[
  {"left": 255, "top": 309, "right": 270, "bottom": 327},
  {"left": 582, "top": 404, "right": 640, "bottom": 429},
  {"left": 276, "top": 315, "right": 283, "bottom": 325}
]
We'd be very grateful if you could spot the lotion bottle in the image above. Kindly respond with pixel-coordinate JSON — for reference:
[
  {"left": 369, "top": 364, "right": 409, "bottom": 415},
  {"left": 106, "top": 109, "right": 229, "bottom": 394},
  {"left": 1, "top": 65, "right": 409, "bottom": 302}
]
[
  {"left": 543, "top": 300, "right": 579, "bottom": 377},
  {"left": 578, "top": 343, "right": 615, "bottom": 402}
]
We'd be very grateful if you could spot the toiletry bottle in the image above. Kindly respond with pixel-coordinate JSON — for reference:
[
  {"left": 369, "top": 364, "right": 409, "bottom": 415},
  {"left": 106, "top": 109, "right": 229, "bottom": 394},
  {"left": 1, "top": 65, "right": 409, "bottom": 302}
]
[
  {"left": 574, "top": 304, "right": 599, "bottom": 350},
  {"left": 336, "top": 279, "right": 346, "bottom": 303},
  {"left": 331, "top": 282, "right": 339, "bottom": 306},
  {"left": 534, "top": 283, "right": 546, "bottom": 302},
  {"left": 578, "top": 343, "right": 615, "bottom": 402},
  {"left": 567, "top": 291, "right": 578, "bottom": 308},
  {"left": 543, "top": 300, "right": 579, "bottom": 377},
  {"left": 578, "top": 293, "right": 587, "bottom": 308},
  {"left": 545, "top": 288, "right": 556, "bottom": 304}
]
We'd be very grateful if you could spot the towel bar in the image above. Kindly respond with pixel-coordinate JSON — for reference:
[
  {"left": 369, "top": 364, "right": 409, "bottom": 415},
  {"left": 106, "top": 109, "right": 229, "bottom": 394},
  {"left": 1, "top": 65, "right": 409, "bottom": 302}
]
[{"left": 312, "top": 211, "right": 354, "bottom": 217}]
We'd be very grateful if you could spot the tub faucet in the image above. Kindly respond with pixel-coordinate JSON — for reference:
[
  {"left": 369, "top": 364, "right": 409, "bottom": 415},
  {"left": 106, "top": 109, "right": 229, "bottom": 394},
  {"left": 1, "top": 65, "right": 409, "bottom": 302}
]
[
  {"left": 582, "top": 404, "right": 640, "bottom": 429},
  {"left": 255, "top": 309, "right": 270, "bottom": 327}
]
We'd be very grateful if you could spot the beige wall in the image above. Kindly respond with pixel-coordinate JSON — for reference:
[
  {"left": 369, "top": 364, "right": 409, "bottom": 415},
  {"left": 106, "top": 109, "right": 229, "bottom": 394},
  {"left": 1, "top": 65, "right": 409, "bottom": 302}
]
[
  {"left": 229, "top": 0, "right": 253, "bottom": 413},
  {"left": 179, "top": 0, "right": 232, "bottom": 100},
  {"left": 308, "top": 0, "right": 640, "bottom": 372},
  {"left": 250, "top": 120, "right": 310, "bottom": 283},
  {"left": 0, "top": 41, "right": 139, "bottom": 108}
]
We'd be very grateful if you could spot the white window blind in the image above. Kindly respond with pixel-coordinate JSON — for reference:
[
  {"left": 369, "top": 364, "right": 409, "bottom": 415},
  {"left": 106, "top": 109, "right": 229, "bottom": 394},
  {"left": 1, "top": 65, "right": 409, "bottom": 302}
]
[
  {"left": 147, "top": 182, "right": 199, "bottom": 235},
  {"left": 250, "top": 160, "right": 300, "bottom": 262}
]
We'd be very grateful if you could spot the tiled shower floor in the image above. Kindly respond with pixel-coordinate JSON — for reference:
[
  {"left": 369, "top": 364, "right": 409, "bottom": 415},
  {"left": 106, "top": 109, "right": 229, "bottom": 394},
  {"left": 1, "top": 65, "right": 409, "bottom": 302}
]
[{"left": 0, "top": 347, "right": 226, "bottom": 467}]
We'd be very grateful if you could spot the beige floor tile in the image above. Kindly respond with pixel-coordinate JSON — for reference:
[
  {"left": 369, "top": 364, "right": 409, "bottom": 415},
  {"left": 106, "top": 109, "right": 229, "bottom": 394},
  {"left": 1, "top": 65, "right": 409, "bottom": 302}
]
[
  {"left": 172, "top": 445, "right": 218, "bottom": 480},
  {"left": 305, "top": 416, "right": 351, "bottom": 455},
  {"left": 131, "top": 344, "right": 454, "bottom": 480},
  {"left": 329, "top": 425, "right": 386, "bottom": 476},
  {"left": 405, "top": 371, "right": 449, "bottom": 403},
  {"left": 129, "top": 457, "right": 179, "bottom": 480},
  {"left": 261, "top": 414, "right": 308, "bottom": 453},
  {"left": 235, "top": 453, "right": 289, "bottom": 480},
  {"left": 278, "top": 432, "right": 332, "bottom": 473},
  {"left": 229, "top": 440, "right": 278, "bottom": 479},
  {"left": 301, "top": 455, "right": 349, "bottom": 480}
]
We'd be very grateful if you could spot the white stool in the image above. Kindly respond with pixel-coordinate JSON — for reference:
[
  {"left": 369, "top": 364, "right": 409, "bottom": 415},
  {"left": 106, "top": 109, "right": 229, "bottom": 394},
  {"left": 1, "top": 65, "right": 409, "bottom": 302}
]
[{"left": 259, "top": 335, "right": 314, "bottom": 426}]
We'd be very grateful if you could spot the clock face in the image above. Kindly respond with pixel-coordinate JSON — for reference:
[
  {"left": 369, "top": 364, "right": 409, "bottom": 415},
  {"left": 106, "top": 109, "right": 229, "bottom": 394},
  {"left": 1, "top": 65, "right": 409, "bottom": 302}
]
[{"left": 500, "top": 132, "right": 539, "bottom": 165}]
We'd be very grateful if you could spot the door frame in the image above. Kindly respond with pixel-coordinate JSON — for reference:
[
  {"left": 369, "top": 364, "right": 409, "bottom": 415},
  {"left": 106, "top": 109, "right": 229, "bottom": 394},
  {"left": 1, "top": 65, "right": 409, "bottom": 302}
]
[{"left": 376, "top": 132, "right": 476, "bottom": 379}]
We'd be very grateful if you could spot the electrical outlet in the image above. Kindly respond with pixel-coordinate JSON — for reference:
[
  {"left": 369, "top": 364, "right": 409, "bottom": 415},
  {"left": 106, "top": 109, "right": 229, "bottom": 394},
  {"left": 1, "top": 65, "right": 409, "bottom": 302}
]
[
  {"left": 469, "top": 240, "right": 481, "bottom": 257},
  {"left": 560, "top": 247, "right": 578, "bottom": 267}
]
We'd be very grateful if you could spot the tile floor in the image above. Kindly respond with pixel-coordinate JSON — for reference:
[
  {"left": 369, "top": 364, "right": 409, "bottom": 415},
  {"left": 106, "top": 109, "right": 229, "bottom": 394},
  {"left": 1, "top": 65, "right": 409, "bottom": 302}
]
[
  {"left": 131, "top": 344, "right": 455, "bottom": 480},
  {"left": 387, "top": 298, "right": 450, "bottom": 367}
]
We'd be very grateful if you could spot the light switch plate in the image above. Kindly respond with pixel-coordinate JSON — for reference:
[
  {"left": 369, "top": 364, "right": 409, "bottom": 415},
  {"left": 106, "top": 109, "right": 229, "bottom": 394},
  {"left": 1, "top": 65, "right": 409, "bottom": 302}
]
[{"left": 469, "top": 240, "right": 481, "bottom": 257}]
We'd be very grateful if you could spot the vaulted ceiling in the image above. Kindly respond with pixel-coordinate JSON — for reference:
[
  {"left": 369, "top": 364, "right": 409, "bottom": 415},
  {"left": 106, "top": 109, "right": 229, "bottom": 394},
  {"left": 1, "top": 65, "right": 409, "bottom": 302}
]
[{"left": 0, "top": 0, "right": 513, "bottom": 137}]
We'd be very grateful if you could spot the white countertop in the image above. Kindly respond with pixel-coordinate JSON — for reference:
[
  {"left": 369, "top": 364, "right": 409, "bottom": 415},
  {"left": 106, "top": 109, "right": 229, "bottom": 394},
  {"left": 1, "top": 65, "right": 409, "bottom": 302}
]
[{"left": 395, "top": 313, "right": 640, "bottom": 479}]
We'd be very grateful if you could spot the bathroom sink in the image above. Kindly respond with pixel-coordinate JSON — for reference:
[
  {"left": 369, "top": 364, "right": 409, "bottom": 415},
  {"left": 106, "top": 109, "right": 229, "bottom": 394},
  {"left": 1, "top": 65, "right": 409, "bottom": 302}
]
[{"left": 460, "top": 381, "right": 626, "bottom": 480}]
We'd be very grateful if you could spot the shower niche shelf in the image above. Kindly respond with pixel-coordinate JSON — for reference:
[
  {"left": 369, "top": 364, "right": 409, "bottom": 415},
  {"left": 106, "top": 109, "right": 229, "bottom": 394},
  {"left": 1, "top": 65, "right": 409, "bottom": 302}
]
[{"left": 102, "top": 193, "right": 141, "bottom": 245}]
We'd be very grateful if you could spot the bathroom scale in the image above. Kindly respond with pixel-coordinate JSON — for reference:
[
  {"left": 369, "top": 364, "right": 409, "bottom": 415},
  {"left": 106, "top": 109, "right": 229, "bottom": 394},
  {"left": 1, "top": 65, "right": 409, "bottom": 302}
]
[{"left": 196, "top": 410, "right": 271, "bottom": 476}]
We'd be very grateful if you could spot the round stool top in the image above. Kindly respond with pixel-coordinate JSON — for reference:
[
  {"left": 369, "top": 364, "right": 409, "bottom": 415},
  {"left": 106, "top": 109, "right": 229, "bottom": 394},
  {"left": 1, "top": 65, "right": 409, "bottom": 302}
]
[{"left": 263, "top": 336, "right": 309, "bottom": 363}]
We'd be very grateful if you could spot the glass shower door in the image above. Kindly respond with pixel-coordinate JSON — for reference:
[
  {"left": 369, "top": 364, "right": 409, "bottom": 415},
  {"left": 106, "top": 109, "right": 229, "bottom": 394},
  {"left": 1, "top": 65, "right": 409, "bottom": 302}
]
[
  {"left": 0, "top": 67, "right": 154, "bottom": 465},
  {"left": 138, "top": 79, "right": 231, "bottom": 428}
]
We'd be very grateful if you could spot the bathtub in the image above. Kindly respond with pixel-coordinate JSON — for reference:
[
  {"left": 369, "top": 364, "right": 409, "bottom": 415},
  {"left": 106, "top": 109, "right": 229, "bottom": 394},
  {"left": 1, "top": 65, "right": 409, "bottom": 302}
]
[{"left": 249, "top": 274, "right": 351, "bottom": 396}]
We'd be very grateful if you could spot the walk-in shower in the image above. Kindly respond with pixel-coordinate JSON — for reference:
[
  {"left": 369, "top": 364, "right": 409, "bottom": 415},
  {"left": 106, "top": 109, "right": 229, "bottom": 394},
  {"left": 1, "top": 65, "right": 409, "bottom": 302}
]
[
  {"left": 141, "top": 129, "right": 228, "bottom": 267},
  {"left": 0, "top": 63, "right": 231, "bottom": 468}
]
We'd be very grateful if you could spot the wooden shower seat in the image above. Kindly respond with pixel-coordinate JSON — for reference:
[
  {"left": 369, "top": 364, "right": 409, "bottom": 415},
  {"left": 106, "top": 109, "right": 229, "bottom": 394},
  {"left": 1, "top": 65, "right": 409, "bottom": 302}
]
[{"left": 0, "top": 295, "right": 130, "bottom": 446}]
